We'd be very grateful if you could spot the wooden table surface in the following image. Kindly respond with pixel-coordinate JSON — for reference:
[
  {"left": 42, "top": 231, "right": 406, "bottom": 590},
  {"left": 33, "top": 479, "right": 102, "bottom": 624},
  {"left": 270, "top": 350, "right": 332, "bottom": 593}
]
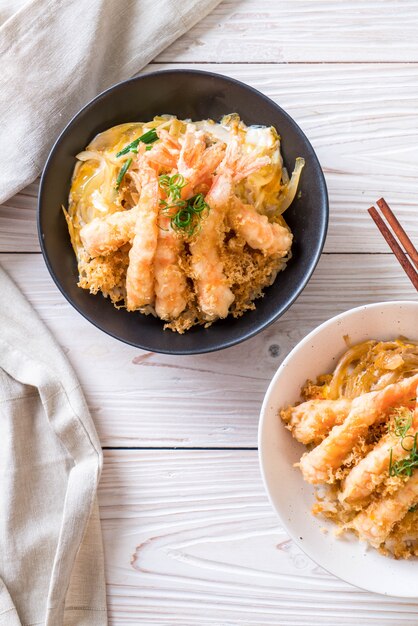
[{"left": 1, "top": 1, "right": 418, "bottom": 623}]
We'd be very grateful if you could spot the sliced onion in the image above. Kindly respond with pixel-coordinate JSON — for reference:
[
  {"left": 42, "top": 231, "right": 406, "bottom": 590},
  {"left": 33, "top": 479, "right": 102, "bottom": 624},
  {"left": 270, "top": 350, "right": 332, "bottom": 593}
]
[
  {"left": 275, "top": 157, "right": 305, "bottom": 214},
  {"left": 75, "top": 150, "right": 105, "bottom": 162}
]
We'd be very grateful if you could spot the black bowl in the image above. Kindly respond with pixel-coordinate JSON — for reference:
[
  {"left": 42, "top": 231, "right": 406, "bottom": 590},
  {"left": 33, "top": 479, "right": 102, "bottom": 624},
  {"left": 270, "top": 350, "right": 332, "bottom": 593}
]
[{"left": 38, "top": 69, "right": 328, "bottom": 355}]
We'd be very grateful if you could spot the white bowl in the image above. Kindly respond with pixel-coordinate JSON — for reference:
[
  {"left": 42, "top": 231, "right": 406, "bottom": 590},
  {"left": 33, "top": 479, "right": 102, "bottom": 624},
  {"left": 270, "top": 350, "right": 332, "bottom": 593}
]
[{"left": 259, "top": 301, "right": 418, "bottom": 597}]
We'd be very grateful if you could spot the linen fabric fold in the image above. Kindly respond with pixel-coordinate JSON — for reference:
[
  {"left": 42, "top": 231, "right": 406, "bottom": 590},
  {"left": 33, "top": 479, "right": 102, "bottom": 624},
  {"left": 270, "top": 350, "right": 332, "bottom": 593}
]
[
  {"left": 0, "top": 266, "right": 107, "bottom": 626},
  {"left": 0, "top": 0, "right": 221, "bottom": 204}
]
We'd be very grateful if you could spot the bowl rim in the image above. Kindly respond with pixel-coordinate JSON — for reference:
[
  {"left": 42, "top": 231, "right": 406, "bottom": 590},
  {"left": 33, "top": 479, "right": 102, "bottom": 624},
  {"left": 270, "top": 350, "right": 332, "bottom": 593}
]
[
  {"left": 258, "top": 299, "right": 418, "bottom": 597},
  {"left": 37, "top": 68, "right": 329, "bottom": 355}
]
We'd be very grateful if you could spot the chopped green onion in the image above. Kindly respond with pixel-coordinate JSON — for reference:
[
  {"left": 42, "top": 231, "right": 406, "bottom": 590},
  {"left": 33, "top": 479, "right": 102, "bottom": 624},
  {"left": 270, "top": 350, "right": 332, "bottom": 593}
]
[
  {"left": 115, "top": 157, "right": 132, "bottom": 190},
  {"left": 173, "top": 209, "right": 192, "bottom": 228},
  {"left": 393, "top": 410, "right": 413, "bottom": 438},
  {"left": 159, "top": 173, "right": 187, "bottom": 201},
  {"left": 160, "top": 199, "right": 186, "bottom": 214},
  {"left": 158, "top": 181, "right": 210, "bottom": 236},
  {"left": 389, "top": 410, "right": 418, "bottom": 477},
  {"left": 116, "top": 139, "right": 140, "bottom": 157},
  {"left": 189, "top": 193, "right": 207, "bottom": 213},
  {"left": 139, "top": 128, "right": 159, "bottom": 144},
  {"left": 116, "top": 128, "right": 158, "bottom": 157}
]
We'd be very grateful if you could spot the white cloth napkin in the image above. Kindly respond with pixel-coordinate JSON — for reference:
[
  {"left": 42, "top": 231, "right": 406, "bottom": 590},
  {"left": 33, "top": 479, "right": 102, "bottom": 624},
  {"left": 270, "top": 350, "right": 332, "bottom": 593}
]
[
  {"left": 0, "top": 0, "right": 221, "bottom": 204},
  {"left": 0, "top": 266, "right": 106, "bottom": 626}
]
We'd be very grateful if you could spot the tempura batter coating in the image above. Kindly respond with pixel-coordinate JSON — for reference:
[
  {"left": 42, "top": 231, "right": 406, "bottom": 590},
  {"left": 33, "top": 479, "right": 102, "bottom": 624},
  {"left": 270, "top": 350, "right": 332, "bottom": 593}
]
[
  {"left": 154, "top": 217, "right": 188, "bottom": 320},
  {"left": 341, "top": 406, "right": 418, "bottom": 505},
  {"left": 190, "top": 134, "right": 270, "bottom": 319},
  {"left": 228, "top": 197, "right": 293, "bottom": 257},
  {"left": 80, "top": 210, "right": 137, "bottom": 257},
  {"left": 350, "top": 470, "right": 418, "bottom": 548},
  {"left": 300, "top": 374, "right": 418, "bottom": 484},
  {"left": 126, "top": 164, "right": 159, "bottom": 311},
  {"left": 282, "top": 398, "right": 352, "bottom": 445}
]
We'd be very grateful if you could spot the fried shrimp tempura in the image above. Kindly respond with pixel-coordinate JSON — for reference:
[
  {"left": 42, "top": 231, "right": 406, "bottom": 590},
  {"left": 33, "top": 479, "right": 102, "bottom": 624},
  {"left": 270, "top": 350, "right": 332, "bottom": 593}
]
[
  {"left": 280, "top": 338, "right": 418, "bottom": 558},
  {"left": 299, "top": 374, "right": 418, "bottom": 484},
  {"left": 66, "top": 115, "right": 302, "bottom": 331}
]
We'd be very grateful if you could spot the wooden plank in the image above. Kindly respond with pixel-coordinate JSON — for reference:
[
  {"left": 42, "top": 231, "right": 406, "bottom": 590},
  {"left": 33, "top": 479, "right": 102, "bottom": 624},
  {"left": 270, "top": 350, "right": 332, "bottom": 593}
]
[
  {"left": 2, "top": 63, "right": 418, "bottom": 253},
  {"left": 101, "top": 449, "right": 418, "bottom": 625},
  {"left": 155, "top": 0, "right": 418, "bottom": 63},
  {"left": 1, "top": 252, "right": 415, "bottom": 448}
]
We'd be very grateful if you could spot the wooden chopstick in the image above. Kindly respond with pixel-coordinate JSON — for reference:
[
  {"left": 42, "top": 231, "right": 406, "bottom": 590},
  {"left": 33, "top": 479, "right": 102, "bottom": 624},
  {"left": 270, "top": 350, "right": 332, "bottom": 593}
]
[
  {"left": 368, "top": 201, "right": 418, "bottom": 291},
  {"left": 376, "top": 198, "right": 418, "bottom": 271}
]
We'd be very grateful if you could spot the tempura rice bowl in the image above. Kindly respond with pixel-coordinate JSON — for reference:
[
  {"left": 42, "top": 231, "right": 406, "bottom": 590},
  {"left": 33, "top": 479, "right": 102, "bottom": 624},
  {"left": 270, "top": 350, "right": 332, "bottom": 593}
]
[
  {"left": 38, "top": 69, "right": 328, "bottom": 354},
  {"left": 259, "top": 300, "right": 418, "bottom": 597}
]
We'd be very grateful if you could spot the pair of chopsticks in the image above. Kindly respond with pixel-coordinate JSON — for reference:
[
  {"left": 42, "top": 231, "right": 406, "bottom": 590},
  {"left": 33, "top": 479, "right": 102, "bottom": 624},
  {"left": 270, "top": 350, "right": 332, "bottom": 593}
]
[{"left": 368, "top": 198, "right": 418, "bottom": 291}]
